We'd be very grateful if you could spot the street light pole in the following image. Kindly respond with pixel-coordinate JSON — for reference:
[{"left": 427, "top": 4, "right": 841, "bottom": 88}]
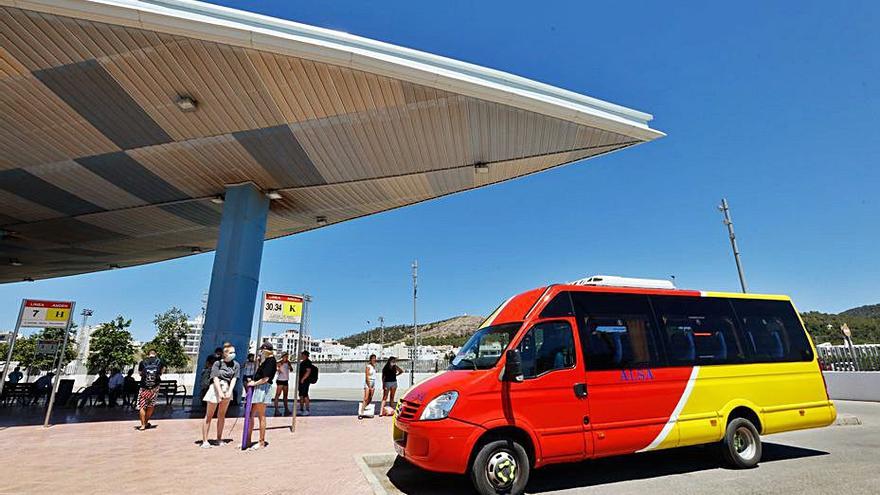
[
  {"left": 718, "top": 198, "right": 748, "bottom": 293},
  {"left": 378, "top": 316, "right": 384, "bottom": 359},
  {"left": 411, "top": 260, "right": 418, "bottom": 387}
]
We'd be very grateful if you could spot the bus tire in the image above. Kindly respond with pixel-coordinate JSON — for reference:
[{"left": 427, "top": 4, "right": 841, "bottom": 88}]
[
  {"left": 470, "top": 439, "right": 530, "bottom": 495},
  {"left": 720, "top": 417, "right": 762, "bottom": 469}
]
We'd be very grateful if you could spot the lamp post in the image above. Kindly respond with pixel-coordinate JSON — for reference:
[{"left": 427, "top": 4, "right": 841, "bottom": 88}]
[
  {"left": 411, "top": 260, "right": 418, "bottom": 386},
  {"left": 378, "top": 316, "right": 385, "bottom": 359},
  {"left": 718, "top": 198, "right": 748, "bottom": 293}
]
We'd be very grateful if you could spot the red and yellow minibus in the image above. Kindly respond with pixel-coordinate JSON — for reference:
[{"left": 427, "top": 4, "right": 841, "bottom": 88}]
[{"left": 392, "top": 277, "right": 836, "bottom": 494}]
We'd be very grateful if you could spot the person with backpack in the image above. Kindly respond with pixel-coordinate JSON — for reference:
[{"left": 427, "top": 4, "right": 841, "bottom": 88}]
[
  {"left": 136, "top": 348, "right": 164, "bottom": 431},
  {"left": 297, "top": 351, "right": 317, "bottom": 416}
]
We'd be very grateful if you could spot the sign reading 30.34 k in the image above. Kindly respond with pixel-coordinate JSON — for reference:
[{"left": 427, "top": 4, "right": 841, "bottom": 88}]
[
  {"left": 262, "top": 293, "right": 303, "bottom": 324},
  {"left": 20, "top": 300, "right": 73, "bottom": 328}
]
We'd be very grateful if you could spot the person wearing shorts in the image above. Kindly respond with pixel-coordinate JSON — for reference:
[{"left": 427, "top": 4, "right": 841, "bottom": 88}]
[
  {"left": 200, "top": 344, "right": 239, "bottom": 448},
  {"left": 136, "top": 349, "right": 164, "bottom": 431},
  {"left": 380, "top": 356, "right": 404, "bottom": 416},
  {"left": 297, "top": 351, "right": 313, "bottom": 416},
  {"left": 359, "top": 354, "right": 378, "bottom": 419},
  {"left": 245, "top": 342, "right": 277, "bottom": 450},
  {"left": 273, "top": 352, "right": 293, "bottom": 416}
]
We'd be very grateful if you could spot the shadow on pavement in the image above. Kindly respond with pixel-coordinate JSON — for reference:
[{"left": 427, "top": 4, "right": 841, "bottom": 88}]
[
  {"left": 0, "top": 398, "right": 365, "bottom": 427},
  {"left": 385, "top": 442, "right": 830, "bottom": 494}
]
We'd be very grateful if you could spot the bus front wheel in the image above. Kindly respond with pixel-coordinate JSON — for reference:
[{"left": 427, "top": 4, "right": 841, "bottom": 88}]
[
  {"left": 470, "top": 439, "right": 530, "bottom": 495},
  {"left": 720, "top": 417, "right": 762, "bottom": 469}
]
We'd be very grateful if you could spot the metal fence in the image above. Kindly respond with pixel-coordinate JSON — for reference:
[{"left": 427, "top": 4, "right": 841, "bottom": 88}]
[
  {"left": 314, "top": 358, "right": 450, "bottom": 374},
  {"left": 817, "top": 344, "right": 880, "bottom": 372}
]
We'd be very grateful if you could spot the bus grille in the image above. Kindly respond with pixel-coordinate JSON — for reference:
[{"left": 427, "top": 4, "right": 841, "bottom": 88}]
[{"left": 396, "top": 399, "right": 421, "bottom": 421}]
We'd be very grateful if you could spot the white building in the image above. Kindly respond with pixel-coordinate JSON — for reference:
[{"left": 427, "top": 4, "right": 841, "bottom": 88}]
[
  {"left": 182, "top": 312, "right": 205, "bottom": 357},
  {"left": 310, "top": 338, "right": 351, "bottom": 361},
  {"left": 260, "top": 329, "right": 310, "bottom": 357}
]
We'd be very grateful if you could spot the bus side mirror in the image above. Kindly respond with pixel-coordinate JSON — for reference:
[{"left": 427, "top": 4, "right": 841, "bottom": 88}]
[{"left": 504, "top": 349, "right": 524, "bottom": 382}]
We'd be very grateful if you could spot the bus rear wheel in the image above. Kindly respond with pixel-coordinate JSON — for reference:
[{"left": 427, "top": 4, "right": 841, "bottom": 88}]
[
  {"left": 470, "top": 439, "right": 530, "bottom": 495},
  {"left": 720, "top": 417, "right": 762, "bottom": 469}
]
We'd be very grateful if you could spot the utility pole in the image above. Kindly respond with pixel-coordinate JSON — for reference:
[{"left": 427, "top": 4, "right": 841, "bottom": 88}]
[
  {"left": 411, "top": 260, "right": 418, "bottom": 386},
  {"left": 718, "top": 198, "right": 748, "bottom": 293},
  {"left": 378, "top": 316, "right": 385, "bottom": 359}
]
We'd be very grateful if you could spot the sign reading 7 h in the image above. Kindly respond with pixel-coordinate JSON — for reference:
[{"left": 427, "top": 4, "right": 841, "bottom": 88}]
[
  {"left": 262, "top": 293, "right": 303, "bottom": 324},
  {"left": 20, "top": 300, "right": 73, "bottom": 328}
]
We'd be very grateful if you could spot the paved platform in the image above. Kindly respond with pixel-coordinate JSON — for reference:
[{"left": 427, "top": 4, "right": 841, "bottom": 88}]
[
  {"left": 0, "top": 400, "right": 875, "bottom": 494},
  {"left": 0, "top": 402, "right": 393, "bottom": 494}
]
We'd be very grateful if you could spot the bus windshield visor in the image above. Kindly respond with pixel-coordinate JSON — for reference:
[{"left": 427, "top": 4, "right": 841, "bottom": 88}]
[{"left": 449, "top": 323, "right": 521, "bottom": 370}]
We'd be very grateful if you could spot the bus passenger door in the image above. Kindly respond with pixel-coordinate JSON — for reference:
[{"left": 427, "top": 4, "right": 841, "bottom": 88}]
[
  {"left": 506, "top": 319, "right": 591, "bottom": 462},
  {"left": 573, "top": 292, "right": 686, "bottom": 456}
]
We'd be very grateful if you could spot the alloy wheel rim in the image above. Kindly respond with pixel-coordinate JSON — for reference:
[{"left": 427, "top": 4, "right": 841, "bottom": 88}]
[
  {"left": 733, "top": 426, "right": 757, "bottom": 460},
  {"left": 486, "top": 450, "right": 518, "bottom": 489}
]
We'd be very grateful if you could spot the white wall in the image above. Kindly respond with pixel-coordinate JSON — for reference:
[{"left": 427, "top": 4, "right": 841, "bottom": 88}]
[
  {"left": 823, "top": 371, "right": 880, "bottom": 402},
  {"left": 58, "top": 371, "right": 439, "bottom": 391}
]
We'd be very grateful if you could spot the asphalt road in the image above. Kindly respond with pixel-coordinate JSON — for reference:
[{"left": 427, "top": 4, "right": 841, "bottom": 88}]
[{"left": 379, "top": 400, "right": 880, "bottom": 495}]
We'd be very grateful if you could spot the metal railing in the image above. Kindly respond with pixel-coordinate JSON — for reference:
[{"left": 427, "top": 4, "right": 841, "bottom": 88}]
[
  {"left": 314, "top": 358, "right": 450, "bottom": 374},
  {"left": 817, "top": 344, "right": 880, "bottom": 372}
]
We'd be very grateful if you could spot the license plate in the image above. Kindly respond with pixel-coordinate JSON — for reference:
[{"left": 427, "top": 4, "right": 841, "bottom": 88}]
[{"left": 394, "top": 441, "right": 405, "bottom": 457}]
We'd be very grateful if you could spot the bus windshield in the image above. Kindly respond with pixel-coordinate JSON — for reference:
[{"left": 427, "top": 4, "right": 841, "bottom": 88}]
[{"left": 449, "top": 323, "right": 521, "bottom": 370}]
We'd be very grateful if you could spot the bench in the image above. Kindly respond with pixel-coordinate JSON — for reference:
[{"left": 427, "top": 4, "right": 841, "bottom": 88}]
[
  {"left": 1, "top": 382, "right": 33, "bottom": 406},
  {"left": 157, "top": 380, "right": 187, "bottom": 406}
]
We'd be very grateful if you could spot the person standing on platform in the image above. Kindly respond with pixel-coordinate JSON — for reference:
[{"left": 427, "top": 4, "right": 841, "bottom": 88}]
[
  {"left": 297, "top": 351, "right": 314, "bottom": 416},
  {"left": 245, "top": 343, "right": 277, "bottom": 450},
  {"left": 136, "top": 348, "right": 164, "bottom": 431},
  {"left": 200, "top": 343, "right": 238, "bottom": 448},
  {"left": 359, "top": 354, "right": 378, "bottom": 419},
  {"left": 273, "top": 352, "right": 294, "bottom": 416},
  {"left": 380, "top": 357, "right": 404, "bottom": 416}
]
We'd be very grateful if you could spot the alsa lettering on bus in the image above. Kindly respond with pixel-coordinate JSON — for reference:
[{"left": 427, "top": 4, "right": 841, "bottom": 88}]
[{"left": 620, "top": 368, "right": 655, "bottom": 381}]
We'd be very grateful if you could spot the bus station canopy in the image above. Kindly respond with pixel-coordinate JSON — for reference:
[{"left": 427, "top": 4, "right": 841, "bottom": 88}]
[{"left": 0, "top": 0, "right": 663, "bottom": 283}]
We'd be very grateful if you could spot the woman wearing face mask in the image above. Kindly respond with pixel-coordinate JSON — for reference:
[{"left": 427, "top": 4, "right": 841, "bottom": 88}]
[
  {"left": 245, "top": 342, "right": 277, "bottom": 450},
  {"left": 200, "top": 343, "right": 239, "bottom": 448}
]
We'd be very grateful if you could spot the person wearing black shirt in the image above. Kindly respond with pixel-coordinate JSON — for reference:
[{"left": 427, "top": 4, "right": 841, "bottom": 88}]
[
  {"left": 380, "top": 356, "right": 405, "bottom": 416},
  {"left": 297, "top": 351, "right": 314, "bottom": 416},
  {"left": 245, "top": 342, "right": 277, "bottom": 450},
  {"left": 136, "top": 349, "right": 164, "bottom": 431}
]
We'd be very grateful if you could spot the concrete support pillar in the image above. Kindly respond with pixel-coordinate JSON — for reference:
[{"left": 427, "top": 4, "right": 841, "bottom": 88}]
[{"left": 191, "top": 183, "right": 268, "bottom": 409}]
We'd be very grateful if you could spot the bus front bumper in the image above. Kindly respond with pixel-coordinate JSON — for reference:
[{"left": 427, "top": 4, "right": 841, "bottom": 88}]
[{"left": 393, "top": 417, "right": 483, "bottom": 474}]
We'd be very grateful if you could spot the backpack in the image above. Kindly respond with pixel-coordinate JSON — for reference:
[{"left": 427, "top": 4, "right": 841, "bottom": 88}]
[
  {"left": 141, "top": 358, "right": 161, "bottom": 388},
  {"left": 308, "top": 363, "right": 319, "bottom": 384}
]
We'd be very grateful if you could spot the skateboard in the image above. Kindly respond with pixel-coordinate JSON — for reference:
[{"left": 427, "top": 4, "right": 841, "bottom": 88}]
[{"left": 241, "top": 386, "right": 254, "bottom": 450}]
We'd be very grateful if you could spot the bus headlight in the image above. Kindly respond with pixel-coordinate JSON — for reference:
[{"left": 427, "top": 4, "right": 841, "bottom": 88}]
[{"left": 420, "top": 391, "right": 459, "bottom": 420}]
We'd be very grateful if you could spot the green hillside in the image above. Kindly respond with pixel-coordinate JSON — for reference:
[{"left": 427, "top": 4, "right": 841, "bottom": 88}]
[
  {"left": 337, "top": 304, "right": 880, "bottom": 348},
  {"left": 802, "top": 303, "right": 880, "bottom": 345},
  {"left": 839, "top": 304, "right": 880, "bottom": 319},
  {"left": 338, "top": 315, "right": 484, "bottom": 348}
]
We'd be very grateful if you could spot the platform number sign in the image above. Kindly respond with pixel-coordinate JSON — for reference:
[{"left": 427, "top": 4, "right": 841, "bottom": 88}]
[
  {"left": 262, "top": 293, "right": 303, "bottom": 324},
  {"left": 20, "top": 300, "right": 73, "bottom": 328}
]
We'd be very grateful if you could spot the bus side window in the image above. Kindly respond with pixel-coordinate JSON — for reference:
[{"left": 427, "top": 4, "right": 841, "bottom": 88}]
[
  {"left": 650, "top": 295, "right": 744, "bottom": 366},
  {"left": 571, "top": 292, "right": 661, "bottom": 370},
  {"left": 517, "top": 321, "right": 576, "bottom": 378},
  {"left": 731, "top": 299, "right": 813, "bottom": 363}
]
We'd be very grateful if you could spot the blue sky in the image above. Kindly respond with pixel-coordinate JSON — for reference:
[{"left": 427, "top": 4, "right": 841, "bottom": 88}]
[{"left": 1, "top": 0, "right": 878, "bottom": 341}]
